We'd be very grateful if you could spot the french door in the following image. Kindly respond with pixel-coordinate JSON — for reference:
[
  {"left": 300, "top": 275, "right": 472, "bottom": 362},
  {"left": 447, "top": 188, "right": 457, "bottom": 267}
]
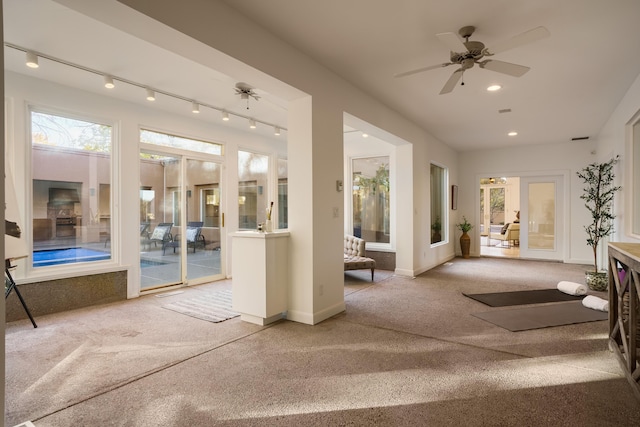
[
  {"left": 139, "top": 149, "right": 225, "bottom": 290},
  {"left": 519, "top": 175, "right": 565, "bottom": 261}
]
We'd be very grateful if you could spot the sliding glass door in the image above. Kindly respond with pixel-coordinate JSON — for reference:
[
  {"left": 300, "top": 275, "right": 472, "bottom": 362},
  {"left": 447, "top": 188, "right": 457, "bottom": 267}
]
[{"left": 139, "top": 151, "right": 225, "bottom": 291}]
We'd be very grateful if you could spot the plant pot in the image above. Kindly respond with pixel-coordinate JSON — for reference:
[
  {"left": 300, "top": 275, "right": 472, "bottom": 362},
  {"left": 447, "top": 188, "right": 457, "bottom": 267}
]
[
  {"left": 460, "top": 232, "right": 471, "bottom": 259},
  {"left": 585, "top": 270, "right": 608, "bottom": 291}
]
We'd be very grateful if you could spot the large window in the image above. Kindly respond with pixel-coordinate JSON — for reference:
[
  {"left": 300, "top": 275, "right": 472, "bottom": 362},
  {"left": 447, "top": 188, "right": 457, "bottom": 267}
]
[
  {"left": 430, "top": 164, "right": 446, "bottom": 244},
  {"left": 238, "top": 150, "right": 269, "bottom": 230},
  {"left": 352, "top": 156, "right": 390, "bottom": 243},
  {"left": 31, "top": 110, "right": 112, "bottom": 267}
]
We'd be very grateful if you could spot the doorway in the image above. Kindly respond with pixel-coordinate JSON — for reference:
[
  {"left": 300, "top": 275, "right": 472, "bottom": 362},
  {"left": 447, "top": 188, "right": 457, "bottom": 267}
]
[
  {"left": 139, "top": 150, "right": 225, "bottom": 290},
  {"left": 480, "top": 177, "right": 520, "bottom": 258}
]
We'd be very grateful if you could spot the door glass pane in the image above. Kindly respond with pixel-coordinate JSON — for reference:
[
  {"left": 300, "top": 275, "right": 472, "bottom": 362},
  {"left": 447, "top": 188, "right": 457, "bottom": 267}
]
[
  {"left": 479, "top": 187, "right": 485, "bottom": 235},
  {"left": 139, "top": 152, "right": 181, "bottom": 289},
  {"left": 528, "top": 182, "right": 555, "bottom": 250},
  {"left": 489, "top": 187, "right": 505, "bottom": 235},
  {"left": 186, "top": 159, "right": 222, "bottom": 282}
]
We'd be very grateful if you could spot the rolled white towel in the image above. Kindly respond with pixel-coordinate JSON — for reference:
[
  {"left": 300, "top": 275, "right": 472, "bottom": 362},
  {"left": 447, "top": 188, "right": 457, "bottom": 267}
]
[
  {"left": 557, "top": 280, "right": 588, "bottom": 296},
  {"left": 582, "top": 295, "right": 609, "bottom": 312}
]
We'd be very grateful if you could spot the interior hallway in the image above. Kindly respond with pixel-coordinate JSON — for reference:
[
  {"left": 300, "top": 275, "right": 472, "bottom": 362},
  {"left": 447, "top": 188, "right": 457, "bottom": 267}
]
[{"left": 6, "top": 258, "right": 639, "bottom": 426}]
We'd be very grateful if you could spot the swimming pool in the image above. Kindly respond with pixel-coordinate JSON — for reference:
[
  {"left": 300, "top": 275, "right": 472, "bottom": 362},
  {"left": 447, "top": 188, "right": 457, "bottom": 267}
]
[{"left": 33, "top": 247, "right": 111, "bottom": 267}]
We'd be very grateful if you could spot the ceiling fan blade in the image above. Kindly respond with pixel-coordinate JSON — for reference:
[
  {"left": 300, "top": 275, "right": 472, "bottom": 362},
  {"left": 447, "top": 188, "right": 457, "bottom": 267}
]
[
  {"left": 485, "top": 26, "right": 550, "bottom": 55},
  {"left": 436, "top": 31, "right": 468, "bottom": 53},
  {"left": 440, "top": 69, "right": 464, "bottom": 94},
  {"left": 480, "top": 59, "right": 530, "bottom": 77},
  {"left": 394, "top": 63, "right": 452, "bottom": 78}
]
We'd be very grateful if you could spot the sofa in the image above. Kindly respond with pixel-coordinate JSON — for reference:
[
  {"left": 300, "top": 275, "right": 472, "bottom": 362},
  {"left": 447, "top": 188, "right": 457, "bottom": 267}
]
[
  {"left": 344, "top": 235, "right": 376, "bottom": 280},
  {"left": 490, "top": 223, "right": 520, "bottom": 248}
]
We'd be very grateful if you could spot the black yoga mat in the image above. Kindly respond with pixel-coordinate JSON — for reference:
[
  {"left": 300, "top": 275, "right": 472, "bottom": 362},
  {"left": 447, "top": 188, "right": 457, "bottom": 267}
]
[
  {"left": 471, "top": 301, "right": 608, "bottom": 332},
  {"left": 463, "top": 289, "right": 583, "bottom": 307}
]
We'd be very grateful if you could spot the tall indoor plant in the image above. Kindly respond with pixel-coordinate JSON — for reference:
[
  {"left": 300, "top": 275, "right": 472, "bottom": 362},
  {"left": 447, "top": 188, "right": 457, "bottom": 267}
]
[
  {"left": 456, "top": 216, "right": 473, "bottom": 259},
  {"left": 576, "top": 155, "right": 621, "bottom": 290}
]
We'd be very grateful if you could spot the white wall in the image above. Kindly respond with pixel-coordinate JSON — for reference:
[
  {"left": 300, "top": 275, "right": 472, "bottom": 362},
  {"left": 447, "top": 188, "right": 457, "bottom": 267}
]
[
  {"left": 596, "top": 72, "right": 640, "bottom": 244},
  {"left": 459, "top": 140, "right": 595, "bottom": 264}
]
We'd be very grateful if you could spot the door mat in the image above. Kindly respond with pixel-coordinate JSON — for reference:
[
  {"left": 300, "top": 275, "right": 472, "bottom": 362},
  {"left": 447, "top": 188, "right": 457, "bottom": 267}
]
[
  {"left": 162, "top": 289, "right": 239, "bottom": 323},
  {"left": 463, "top": 289, "right": 583, "bottom": 307},
  {"left": 471, "top": 301, "right": 608, "bottom": 332}
]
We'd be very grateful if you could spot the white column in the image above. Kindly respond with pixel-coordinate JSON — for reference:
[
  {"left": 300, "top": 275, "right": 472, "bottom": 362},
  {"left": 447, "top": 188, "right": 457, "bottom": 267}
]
[{"left": 286, "top": 96, "right": 346, "bottom": 324}]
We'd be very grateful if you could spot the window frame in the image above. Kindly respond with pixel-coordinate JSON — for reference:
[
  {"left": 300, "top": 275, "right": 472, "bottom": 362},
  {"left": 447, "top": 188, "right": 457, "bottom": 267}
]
[
  {"left": 27, "top": 105, "right": 119, "bottom": 275},
  {"left": 349, "top": 155, "right": 392, "bottom": 250},
  {"left": 430, "top": 162, "right": 448, "bottom": 247}
]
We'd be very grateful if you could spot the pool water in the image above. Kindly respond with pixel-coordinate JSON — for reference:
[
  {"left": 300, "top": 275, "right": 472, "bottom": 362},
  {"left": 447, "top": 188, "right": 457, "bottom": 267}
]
[{"left": 33, "top": 247, "right": 111, "bottom": 267}]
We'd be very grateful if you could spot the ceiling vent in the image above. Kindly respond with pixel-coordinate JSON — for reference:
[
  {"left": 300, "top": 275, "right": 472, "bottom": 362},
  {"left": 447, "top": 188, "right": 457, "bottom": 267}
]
[
  {"left": 498, "top": 108, "right": 512, "bottom": 114},
  {"left": 571, "top": 136, "right": 590, "bottom": 141}
]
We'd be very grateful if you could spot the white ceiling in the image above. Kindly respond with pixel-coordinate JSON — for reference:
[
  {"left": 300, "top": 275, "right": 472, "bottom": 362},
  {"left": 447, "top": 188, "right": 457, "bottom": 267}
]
[{"left": 5, "top": 0, "right": 640, "bottom": 152}]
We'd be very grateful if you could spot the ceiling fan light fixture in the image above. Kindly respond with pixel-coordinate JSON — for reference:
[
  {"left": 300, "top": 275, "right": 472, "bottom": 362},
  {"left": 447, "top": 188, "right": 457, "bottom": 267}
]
[
  {"left": 487, "top": 84, "right": 502, "bottom": 91},
  {"left": 26, "top": 51, "right": 39, "bottom": 68}
]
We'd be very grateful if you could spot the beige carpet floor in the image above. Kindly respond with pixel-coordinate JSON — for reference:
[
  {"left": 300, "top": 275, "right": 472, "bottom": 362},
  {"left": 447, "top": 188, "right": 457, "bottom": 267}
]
[{"left": 5, "top": 257, "right": 639, "bottom": 426}]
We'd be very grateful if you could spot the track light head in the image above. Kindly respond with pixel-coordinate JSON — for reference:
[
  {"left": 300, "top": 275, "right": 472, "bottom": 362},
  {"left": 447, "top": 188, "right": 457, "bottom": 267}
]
[
  {"left": 222, "top": 111, "right": 230, "bottom": 121},
  {"left": 104, "top": 75, "right": 115, "bottom": 89},
  {"left": 249, "top": 119, "right": 257, "bottom": 129},
  {"left": 191, "top": 101, "right": 200, "bottom": 113},
  {"left": 26, "top": 51, "right": 39, "bottom": 68},
  {"left": 274, "top": 126, "right": 281, "bottom": 136},
  {"left": 146, "top": 88, "right": 155, "bottom": 101}
]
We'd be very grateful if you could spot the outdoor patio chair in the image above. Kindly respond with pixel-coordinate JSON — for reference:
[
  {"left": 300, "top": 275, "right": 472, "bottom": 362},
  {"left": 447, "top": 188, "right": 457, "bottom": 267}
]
[
  {"left": 142, "top": 222, "right": 173, "bottom": 253},
  {"left": 171, "top": 221, "right": 205, "bottom": 253}
]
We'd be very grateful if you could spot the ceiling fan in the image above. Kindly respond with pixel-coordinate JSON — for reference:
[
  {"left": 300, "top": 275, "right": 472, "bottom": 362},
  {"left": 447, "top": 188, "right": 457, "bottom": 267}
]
[
  {"left": 235, "top": 82, "right": 261, "bottom": 109},
  {"left": 394, "top": 25, "right": 550, "bottom": 94}
]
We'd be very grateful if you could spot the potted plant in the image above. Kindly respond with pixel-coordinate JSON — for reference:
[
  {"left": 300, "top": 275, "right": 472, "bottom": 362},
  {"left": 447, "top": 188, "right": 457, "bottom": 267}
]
[
  {"left": 576, "top": 156, "right": 621, "bottom": 291},
  {"left": 456, "top": 216, "right": 474, "bottom": 259},
  {"left": 431, "top": 215, "right": 442, "bottom": 243}
]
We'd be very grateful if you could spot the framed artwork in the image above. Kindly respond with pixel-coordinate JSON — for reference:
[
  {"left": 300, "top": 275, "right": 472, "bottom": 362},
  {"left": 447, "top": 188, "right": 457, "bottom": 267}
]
[{"left": 451, "top": 185, "right": 458, "bottom": 210}]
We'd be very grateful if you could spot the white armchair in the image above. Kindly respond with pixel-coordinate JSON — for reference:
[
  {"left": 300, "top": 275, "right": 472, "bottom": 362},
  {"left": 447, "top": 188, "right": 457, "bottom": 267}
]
[{"left": 490, "top": 223, "right": 520, "bottom": 248}]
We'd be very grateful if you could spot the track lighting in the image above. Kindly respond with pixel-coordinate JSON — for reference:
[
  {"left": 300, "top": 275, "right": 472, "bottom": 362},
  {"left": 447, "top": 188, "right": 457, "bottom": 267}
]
[
  {"left": 362, "top": 132, "right": 369, "bottom": 138},
  {"left": 7, "top": 43, "right": 289, "bottom": 134},
  {"left": 104, "top": 75, "right": 115, "bottom": 89},
  {"left": 26, "top": 51, "right": 39, "bottom": 68}
]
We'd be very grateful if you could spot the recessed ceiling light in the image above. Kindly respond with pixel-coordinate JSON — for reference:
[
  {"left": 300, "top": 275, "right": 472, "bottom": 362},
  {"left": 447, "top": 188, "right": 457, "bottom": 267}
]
[
  {"left": 508, "top": 131, "right": 518, "bottom": 136},
  {"left": 487, "top": 85, "right": 502, "bottom": 92}
]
